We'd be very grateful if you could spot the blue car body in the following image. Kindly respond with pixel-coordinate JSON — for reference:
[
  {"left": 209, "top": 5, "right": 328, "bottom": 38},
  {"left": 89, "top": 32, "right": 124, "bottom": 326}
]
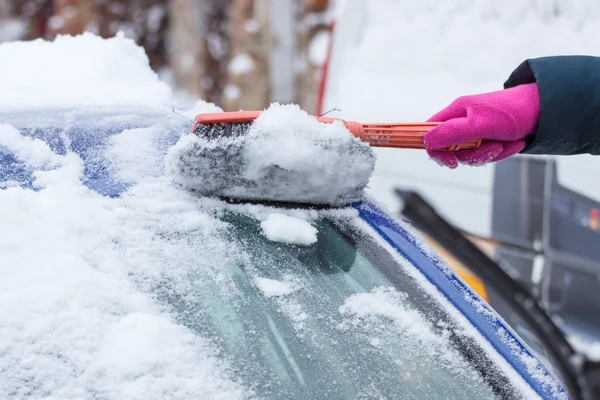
[{"left": 1, "top": 108, "right": 566, "bottom": 399}]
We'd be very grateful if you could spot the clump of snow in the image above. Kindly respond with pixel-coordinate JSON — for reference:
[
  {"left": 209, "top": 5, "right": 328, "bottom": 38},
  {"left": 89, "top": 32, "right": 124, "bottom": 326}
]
[
  {"left": 0, "top": 124, "right": 64, "bottom": 168},
  {"left": 165, "top": 103, "right": 376, "bottom": 207},
  {"left": 254, "top": 276, "right": 301, "bottom": 297},
  {"left": 228, "top": 53, "right": 254, "bottom": 75},
  {"left": 0, "top": 32, "right": 173, "bottom": 111},
  {"left": 260, "top": 213, "right": 318, "bottom": 245},
  {"left": 0, "top": 123, "right": 83, "bottom": 189}
]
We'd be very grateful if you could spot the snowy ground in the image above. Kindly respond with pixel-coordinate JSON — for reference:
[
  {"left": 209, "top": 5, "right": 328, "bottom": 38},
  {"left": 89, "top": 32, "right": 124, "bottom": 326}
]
[{"left": 322, "top": 0, "right": 600, "bottom": 237}]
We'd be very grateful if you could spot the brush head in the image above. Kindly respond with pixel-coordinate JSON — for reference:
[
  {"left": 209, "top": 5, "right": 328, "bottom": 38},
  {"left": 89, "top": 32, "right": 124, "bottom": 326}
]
[{"left": 166, "top": 104, "right": 377, "bottom": 207}]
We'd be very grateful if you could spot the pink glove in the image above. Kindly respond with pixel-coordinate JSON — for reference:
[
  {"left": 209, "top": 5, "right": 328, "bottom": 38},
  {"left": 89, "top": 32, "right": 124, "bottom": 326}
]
[{"left": 423, "top": 83, "right": 541, "bottom": 169}]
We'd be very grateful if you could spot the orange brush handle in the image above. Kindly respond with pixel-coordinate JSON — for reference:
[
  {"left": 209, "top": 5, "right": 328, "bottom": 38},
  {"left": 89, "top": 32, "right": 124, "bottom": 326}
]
[{"left": 192, "top": 111, "right": 482, "bottom": 151}]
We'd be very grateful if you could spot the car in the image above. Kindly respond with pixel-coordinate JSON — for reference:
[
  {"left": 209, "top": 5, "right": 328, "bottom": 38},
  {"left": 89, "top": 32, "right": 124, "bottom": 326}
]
[{"left": 0, "top": 107, "right": 571, "bottom": 399}]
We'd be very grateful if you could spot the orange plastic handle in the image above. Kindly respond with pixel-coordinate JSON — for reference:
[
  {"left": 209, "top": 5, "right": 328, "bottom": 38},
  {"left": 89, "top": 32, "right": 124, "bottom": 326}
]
[{"left": 192, "top": 111, "right": 482, "bottom": 151}]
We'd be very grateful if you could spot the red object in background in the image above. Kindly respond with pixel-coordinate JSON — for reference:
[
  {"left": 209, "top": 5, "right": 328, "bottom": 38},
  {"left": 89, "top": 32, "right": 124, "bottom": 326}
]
[{"left": 316, "top": 20, "right": 335, "bottom": 116}]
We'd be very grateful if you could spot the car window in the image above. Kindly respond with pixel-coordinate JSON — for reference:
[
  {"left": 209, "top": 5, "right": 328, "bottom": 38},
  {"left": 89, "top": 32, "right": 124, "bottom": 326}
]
[
  {"left": 159, "top": 209, "right": 527, "bottom": 400},
  {"left": 0, "top": 111, "right": 534, "bottom": 399}
]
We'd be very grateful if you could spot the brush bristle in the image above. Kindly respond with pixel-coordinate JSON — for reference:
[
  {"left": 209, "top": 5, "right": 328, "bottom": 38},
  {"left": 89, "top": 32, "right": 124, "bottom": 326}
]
[
  {"left": 168, "top": 103, "right": 377, "bottom": 207},
  {"left": 194, "top": 122, "right": 251, "bottom": 138}
]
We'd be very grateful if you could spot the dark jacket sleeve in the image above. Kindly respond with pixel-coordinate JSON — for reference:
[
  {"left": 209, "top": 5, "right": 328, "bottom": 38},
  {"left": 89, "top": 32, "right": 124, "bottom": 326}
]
[{"left": 504, "top": 56, "right": 600, "bottom": 155}]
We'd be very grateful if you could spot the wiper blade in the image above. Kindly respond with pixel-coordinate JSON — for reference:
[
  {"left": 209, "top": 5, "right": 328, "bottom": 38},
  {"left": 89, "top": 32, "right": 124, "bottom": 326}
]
[{"left": 395, "top": 188, "right": 600, "bottom": 400}]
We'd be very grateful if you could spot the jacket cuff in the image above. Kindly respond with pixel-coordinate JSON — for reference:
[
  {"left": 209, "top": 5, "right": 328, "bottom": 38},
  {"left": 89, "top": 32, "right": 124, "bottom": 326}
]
[{"left": 504, "top": 56, "right": 600, "bottom": 155}]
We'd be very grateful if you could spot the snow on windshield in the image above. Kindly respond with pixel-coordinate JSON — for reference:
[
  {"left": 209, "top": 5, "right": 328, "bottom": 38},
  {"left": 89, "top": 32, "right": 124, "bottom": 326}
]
[
  {"left": 0, "top": 32, "right": 173, "bottom": 111},
  {"left": 1, "top": 113, "right": 503, "bottom": 398},
  {"left": 260, "top": 213, "right": 318, "bottom": 245},
  {"left": 165, "top": 103, "right": 376, "bottom": 207},
  {"left": 0, "top": 33, "right": 252, "bottom": 399},
  {"left": 0, "top": 126, "right": 253, "bottom": 399}
]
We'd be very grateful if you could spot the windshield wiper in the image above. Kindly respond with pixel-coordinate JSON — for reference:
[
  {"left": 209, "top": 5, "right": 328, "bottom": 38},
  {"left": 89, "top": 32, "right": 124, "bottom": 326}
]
[{"left": 395, "top": 189, "right": 600, "bottom": 400}]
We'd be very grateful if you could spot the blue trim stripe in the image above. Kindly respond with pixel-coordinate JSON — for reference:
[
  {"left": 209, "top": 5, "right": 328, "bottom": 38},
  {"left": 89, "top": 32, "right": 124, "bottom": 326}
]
[{"left": 354, "top": 200, "right": 567, "bottom": 399}]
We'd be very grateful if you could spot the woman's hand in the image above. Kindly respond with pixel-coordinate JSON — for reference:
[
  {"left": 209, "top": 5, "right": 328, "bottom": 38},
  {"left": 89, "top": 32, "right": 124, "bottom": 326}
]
[{"left": 424, "top": 83, "right": 541, "bottom": 168}]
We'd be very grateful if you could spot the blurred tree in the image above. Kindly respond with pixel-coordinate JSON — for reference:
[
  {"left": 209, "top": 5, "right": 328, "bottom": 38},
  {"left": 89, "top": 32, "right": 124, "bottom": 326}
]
[
  {"left": 1, "top": 0, "right": 169, "bottom": 69},
  {"left": 48, "top": 0, "right": 93, "bottom": 37},
  {"left": 92, "top": 0, "right": 169, "bottom": 69},
  {"left": 295, "top": 0, "right": 330, "bottom": 114},
  {"left": 167, "top": 0, "right": 232, "bottom": 106},
  {"left": 2, "top": 0, "right": 333, "bottom": 112},
  {"left": 222, "top": 0, "right": 270, "bottom": 111}
]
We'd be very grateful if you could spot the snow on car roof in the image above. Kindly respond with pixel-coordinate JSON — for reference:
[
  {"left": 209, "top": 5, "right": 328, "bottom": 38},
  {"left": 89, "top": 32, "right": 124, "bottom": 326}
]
[{"left": 0, "top": 32, "right": 173, "bottom": 111}]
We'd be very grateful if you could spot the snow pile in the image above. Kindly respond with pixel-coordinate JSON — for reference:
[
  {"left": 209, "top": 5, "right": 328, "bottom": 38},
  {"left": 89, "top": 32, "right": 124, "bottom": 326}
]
[
  {"left": 0, "top": 32, "right": 173, "bottom": 111},
  {"left": 260, "top": 213, "right": 318, "bottom": 245},
  {"left": 166, "top": 103, "right": 376, "bottom": 206}
]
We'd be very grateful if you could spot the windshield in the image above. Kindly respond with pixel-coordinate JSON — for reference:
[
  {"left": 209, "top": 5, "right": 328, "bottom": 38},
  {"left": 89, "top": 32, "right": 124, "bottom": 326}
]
[
  {"left": 159, "top": 209, "right": 523, "bottom": 399},
  {"left": 0, "top": 110, "right": 534, "bottom": 399}
]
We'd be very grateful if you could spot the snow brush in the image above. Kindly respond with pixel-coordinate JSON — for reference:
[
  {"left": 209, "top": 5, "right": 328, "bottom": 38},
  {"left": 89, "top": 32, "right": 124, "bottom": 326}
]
[
  {"left": 191, "top": 111, "right": 483, "bottom": 151},
  {"left": 166, "top": 104, "right": 481, "bottom": 208}
]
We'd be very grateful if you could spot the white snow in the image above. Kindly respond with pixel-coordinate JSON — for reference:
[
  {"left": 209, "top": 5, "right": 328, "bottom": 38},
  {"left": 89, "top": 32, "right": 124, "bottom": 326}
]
[
  {"left": 106, "top": 125, "right": 167, "bottom": 183},
  {"left": 166, "top": 103, "right": 376, "bottom": 206},
  {"left": 0, "top": 35, "right": 253, "bottom": 394},
  {"left": 340, "top": 287, "right": 446, "bottom": 342},
  {"left": 254, "top": 276, "right": 301, "bottom": 297},
  {"left": 260, "top": 213, "right": 318, "bottom": 245},
  {"left": 0, "top": 136, "right": 251, "bottom": 398},
  {"left": 0, "top": 124, "right": 64, "bottom": 168},
  {"left": 228, "top": 53, "right": 255, "bottom": 75},
  {"left": 176, "top": 99, "right": 223, "bottom": 120},
  {"left": 0, "top": 32, "right": 173, "bottom": 111}
]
